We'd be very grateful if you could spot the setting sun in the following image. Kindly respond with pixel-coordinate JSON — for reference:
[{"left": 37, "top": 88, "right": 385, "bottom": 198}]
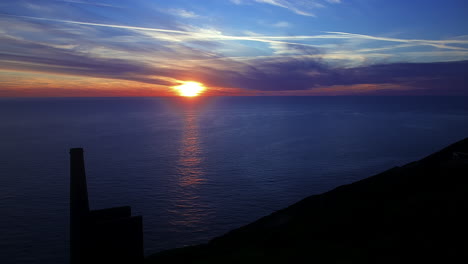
[{"left": 173, "top": 81, "right": 206, "bottom": 97}]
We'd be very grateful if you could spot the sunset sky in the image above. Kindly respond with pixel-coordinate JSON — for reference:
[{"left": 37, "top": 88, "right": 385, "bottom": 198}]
[{"left": 1, "top": 0, "right": 467, "bottom": 96}]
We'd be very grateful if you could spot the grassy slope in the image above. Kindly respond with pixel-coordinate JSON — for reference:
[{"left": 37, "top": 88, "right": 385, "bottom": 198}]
[{"left": 146, "top": 137, "right": 468, "bottom": 264}]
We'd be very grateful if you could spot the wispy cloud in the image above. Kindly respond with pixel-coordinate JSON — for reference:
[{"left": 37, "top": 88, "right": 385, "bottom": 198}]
[
  {"left": 7, "top": 14, "right": 468, "bottom": 56},
  {"left": 326, "top": 31, "right": 468, "bottom": 50},
  {"left": 0, "top": 14, "right": 326, "bottom": 50},
  {"left": 55, "top": 0, "right": 121, "bottom": 8},
  {"left": 272, "top": 21, "right": 291, "bottom": 28},
  {"left": 230, "top": 0, "right": 243, "bottom": 4},
  {"left": 169, "top": 8, "right": 199, "bottom": 19},
  {"left": 233, "top": 0, "right": 341, "bottom": 16},
  {"left": 254, "top": 0, "right": 317, "bottom": 16},
  {"left": 1, "top": 11, "right": 468, "bottom": 96},
  {"left": 0, "top": 36, "right": 175, "bottom": 86}
]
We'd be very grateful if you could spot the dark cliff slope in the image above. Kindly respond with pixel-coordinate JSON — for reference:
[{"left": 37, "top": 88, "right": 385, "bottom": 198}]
[{"left": 146, "top": 137, "right": 468, "bottom": 264}]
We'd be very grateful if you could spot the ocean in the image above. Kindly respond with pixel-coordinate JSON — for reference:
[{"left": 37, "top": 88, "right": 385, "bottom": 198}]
[{"left": 1, "top": 96, "right": 468, "bottom": 263}]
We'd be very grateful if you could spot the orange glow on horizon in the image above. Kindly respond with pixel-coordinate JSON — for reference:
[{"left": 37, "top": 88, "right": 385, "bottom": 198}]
[{"left": 173, "top": 81, "right": 206, "bottom": 97}]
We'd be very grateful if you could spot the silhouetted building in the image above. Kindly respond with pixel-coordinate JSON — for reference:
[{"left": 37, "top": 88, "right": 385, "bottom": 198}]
[{"left": 70, "top": 148, "right": 143, "bottom": 264}]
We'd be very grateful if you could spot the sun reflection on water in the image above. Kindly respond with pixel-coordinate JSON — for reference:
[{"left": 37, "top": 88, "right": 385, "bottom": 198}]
[
  {"left": 169, "top": 111, "right": 210, "bottom": 234},
  {"left": 177, "top": 113, "right": 204, "bottom": 186}
]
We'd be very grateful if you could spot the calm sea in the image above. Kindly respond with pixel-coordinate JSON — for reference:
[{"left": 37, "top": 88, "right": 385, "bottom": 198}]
[{"left": 1, "top": 96, "right": 468, "bottom": 263}]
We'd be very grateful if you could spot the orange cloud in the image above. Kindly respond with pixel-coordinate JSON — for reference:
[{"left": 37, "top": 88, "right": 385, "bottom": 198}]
[{"left": 0, "top": 70, "right": 172, "bottom": 97}]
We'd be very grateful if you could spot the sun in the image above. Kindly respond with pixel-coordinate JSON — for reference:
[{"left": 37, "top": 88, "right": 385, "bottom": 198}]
[{"left": 173, "top": 81, "right": 206, "bottom": 97}]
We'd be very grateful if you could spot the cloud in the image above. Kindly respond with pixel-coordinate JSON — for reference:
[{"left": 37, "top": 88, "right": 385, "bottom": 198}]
[
  {"left": 0, "top": 14, "right": 325, "bottom": 51},
  {"left": 272, "top": 21, "right": 291, "bottom": 28},
  {"left": 6, "top": 14, "right": 468, "bottom": 58},
  {"left": 200, "top": 57, "right": 468, "bottom": 95},
  {"left": 0, "top": 35, "right": 176, "bottom": 86},
  {"left": 326, "top": 31, "right": 468, "bottom": 50},
  {"left": 55, "top": 0, "right": 121, "bottom": 8},
  {"left": 2, "top": 13, "right": 468, "bottom": 96},
  {"left": 308, "top": 83, "right": 414, "bottom": 96},
  {"left": 269, "top": 42, "right": 322, "bottom": 55},
  {"left": 254, "top": 0, "right": 317, "bottom": 16},
  {"left": 2, "top": 27, "right": 468, "bottom": 95},
  {"left": 234, "top": 0, "right": 343, "bottom": 17},
  {"left": 230, "top": 0, "right": 243, "bottom": 4},
  {"left": 169, "top": 8, "right": 199, "bottom": 19}
]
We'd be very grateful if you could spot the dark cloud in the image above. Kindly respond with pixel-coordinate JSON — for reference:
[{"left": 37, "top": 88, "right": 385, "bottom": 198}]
[
  {"left": 2, "top": 29, "right": 468, "bottom": 95},
  {"left": 199, "top": 57, "right": 468, "bottom": 95},
  {"left": 205, "top": 57, "right": 327, "bottom": 90},
  {"left": 317, "top": 60, "right": 468, "bottom": 94},
  {"left": 0, "top": 36, "right": 175, "bottom": 85}
]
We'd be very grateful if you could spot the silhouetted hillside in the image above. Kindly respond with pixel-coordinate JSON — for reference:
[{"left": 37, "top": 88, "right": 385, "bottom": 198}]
[{"left": 146, "top": 137, "right": 468, "bottom": 264}]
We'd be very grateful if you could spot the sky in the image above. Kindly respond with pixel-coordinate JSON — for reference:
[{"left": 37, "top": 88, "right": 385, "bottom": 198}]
[{"left": 0, "top": 0, "right": 467, "bottom": 96}]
